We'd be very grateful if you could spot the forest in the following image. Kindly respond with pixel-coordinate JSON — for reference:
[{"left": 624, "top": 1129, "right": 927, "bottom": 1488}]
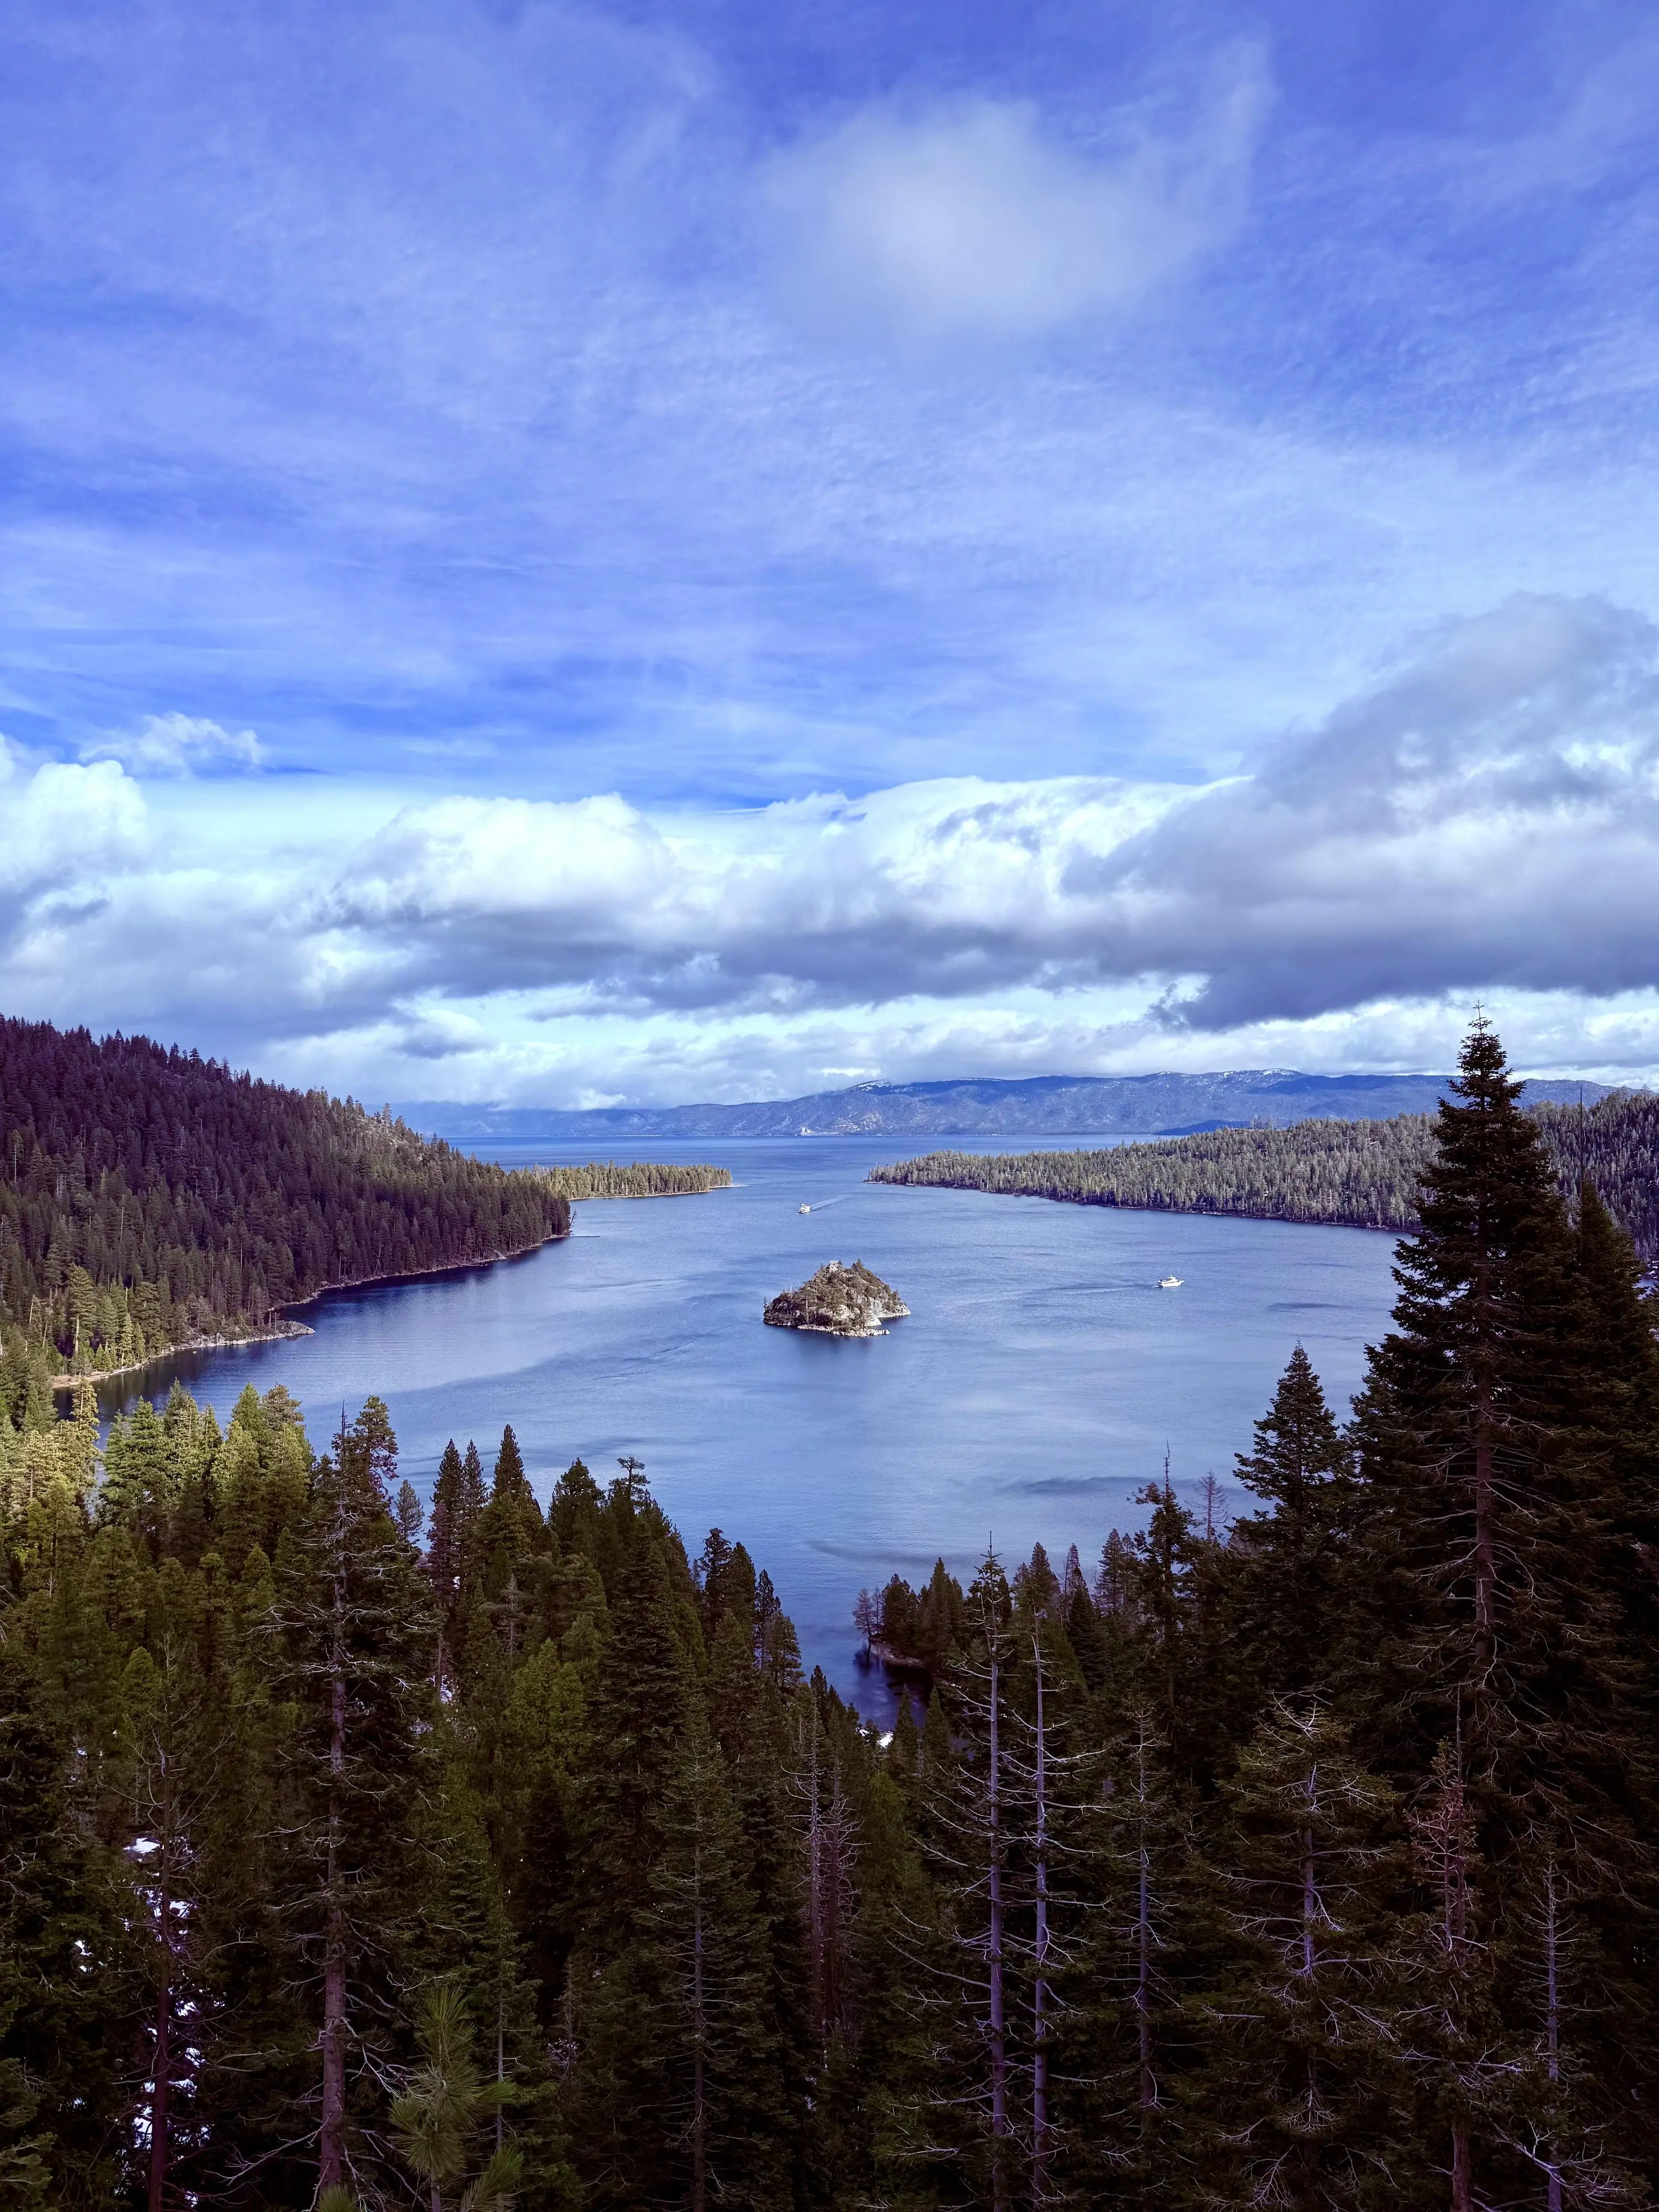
[
  {"left": 2, "top": 1018, "right": 1657, "bottom": 2209},
  {"left": 523, "top": 1162, "right": 733, "bottom": 1201},
  {"left": 0, "top": 1018, "right": 571, "bottom": 1401},
  {"left": 871, "top": 1082, "right": 1659, "bottom": 1260}
]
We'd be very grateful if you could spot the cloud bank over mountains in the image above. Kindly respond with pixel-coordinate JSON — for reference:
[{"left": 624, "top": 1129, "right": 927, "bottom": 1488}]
[{"left": 6, "top": 593, "right": 1658, "bottom": 1102}]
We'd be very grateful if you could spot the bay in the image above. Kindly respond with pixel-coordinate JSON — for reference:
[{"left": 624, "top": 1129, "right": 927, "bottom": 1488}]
[{"left": 105, "top": 1136, "right": 1401, "bottom": 1714}]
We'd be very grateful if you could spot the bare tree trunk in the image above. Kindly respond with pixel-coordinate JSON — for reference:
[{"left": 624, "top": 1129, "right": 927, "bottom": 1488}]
[
  {"left": 1451, "top": 2121, "right": 1473, "bottom": 2212},
  {"left": 823, "top": 1759, "right": 847, "bottom": 2039},
  {"left": 145, "top": 1724, "right": 181, "bottom": 2212},
  {"left": 692, "top": 1852, "right": 707, "bottom": 2212},
  {"left": 1301, "top": 1789, "right": 1319, "bottom": 2183},
  {"left": 1544, "top": 1860, "right": 1562, "bottom": 2212},
  {"left": 1141, "top": 1717, "right": 1159, "bottom": 2115},
  {"left": 1473, "top": 1376, "right": 1496, "bottom": 1694},
  {"left": 148, "top": 1862, "right": 171, "bottom": 2212},
  {"left": 1031, "top": 1639, "right": 1051, "bottom": 2208},
  {"left": 497, "top": 1981, "right": 506, "bottom": 2158},
  {"left": 987, "top": 1645, "right": 1007, "bottom": 2211},
  {"left": 807, "top": 1705, "right": 825, "bottom": 2048},
  {"left": 1470, "top": 1188, "right": 1496, "bottom": 1712},
  {"left": 1444, "top": 1740, "right": 1473, "bottom": 2212},
  {"left": 320, "top": 1501, "right": 348, "bottom": 2193}
]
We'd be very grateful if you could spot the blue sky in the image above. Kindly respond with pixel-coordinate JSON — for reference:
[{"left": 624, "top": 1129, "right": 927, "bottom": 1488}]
[{"left": 4, "top": 0, "right": 1659, "bottom": 1104}]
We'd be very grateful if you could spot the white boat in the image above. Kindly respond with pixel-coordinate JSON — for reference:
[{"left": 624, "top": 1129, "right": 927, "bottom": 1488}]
[
  {"left": 1159, "top": 1275, "right": 1183, "bottom": 1288},
  {"left": 799, "top": 1203, "right": 811, "bottom": 1214}
]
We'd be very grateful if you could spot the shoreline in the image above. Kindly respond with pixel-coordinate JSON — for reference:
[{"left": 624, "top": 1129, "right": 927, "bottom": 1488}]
[
  {"left": 763, "top": 1316, "right": 893, "bottom": 1339},
  {"left": 50, "top": 1224, "right": 577, "bottom": 1394},
  {"left": 274, "top": 1225, "right": 571, "bottom": 1309},
  {"left": 570, "top": 1185, "right": 731, "bottom": 1201},
  {"left": 872, "top": 1177, "right": 1408, "bottom": 1237},
  {"left": 51, "top": 1319, "right": 316, "bottom": 1392}
]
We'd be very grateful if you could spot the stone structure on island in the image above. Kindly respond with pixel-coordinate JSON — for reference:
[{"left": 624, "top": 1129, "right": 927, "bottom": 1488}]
[{"left": 763, "top": 1259, "right": 909, "bottom": 1338}]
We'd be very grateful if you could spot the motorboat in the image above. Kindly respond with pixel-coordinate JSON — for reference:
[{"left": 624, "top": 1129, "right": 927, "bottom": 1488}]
[
  {"left": 799, "top": 1203, "right": 811, "bottom": 1213},
  {"left": 1159, "top": 1275, "right": 1183, "bottom": 1288}
]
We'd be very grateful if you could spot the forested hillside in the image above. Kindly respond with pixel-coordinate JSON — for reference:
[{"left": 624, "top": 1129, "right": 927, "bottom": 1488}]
[
  {"left": 0, "top": 1016, "right": 570, "bottom": 1396},
  {"left": 3, "top": 1019, "right": 1658, "bottom": 2207},
  {"left": 873, "top": 1084, "right": 1659, "bottom": 1259}
]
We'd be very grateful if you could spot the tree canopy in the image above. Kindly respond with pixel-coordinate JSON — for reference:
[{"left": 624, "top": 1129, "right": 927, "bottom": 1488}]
[{"left": 0, "top": 1014, "right": 571, "bottom": 1391}]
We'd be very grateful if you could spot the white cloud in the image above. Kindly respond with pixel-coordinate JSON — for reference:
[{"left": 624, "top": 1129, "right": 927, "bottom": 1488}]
[
  {"left": 765, "top": 50, "right": 1271, "bottom": 346},
  {"left": 7, "top": 594, "right": 1659, "bottom": 1097},
  {"left": 0, "top": 739, "right": 147, "bottom": 901},
  {"left": 288, "top": 593, "right": 1659, "bottom": 1034},
  {"left": 81, "top": 712, "right": 264, "bottom": 778}
]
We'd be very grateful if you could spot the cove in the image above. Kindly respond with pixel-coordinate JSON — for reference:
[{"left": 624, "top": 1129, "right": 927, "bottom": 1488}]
[{"left": 104, "top": 1135, "right": 1401, "bottom": 1712}]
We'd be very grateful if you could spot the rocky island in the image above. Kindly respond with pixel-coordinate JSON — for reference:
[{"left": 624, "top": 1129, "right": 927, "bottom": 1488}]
[{"left": 763, "top": 1259, "right": 909, "bottom": 1337}]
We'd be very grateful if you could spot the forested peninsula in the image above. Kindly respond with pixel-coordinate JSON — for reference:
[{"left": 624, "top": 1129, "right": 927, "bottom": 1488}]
[
  {"left": 524, "top": 1161, "right": 732, "bottom": 1201},
  {"left": 872, "top": 1084, "right": 1659, "bottom": 1259},
  {"left": 0, "top": 1016, "right": 571, "bottom": 1403},
  {"left": 3, "top": 1020, "right": 1658, "bottom": 2208}
]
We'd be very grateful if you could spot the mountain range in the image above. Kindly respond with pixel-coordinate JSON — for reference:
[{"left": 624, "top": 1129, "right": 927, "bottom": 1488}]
[{"left": 397, "top": 1069, "right": 1615, "bottom": 1146}]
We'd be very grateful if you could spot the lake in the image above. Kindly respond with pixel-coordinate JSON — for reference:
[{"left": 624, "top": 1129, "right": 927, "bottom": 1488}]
[{"left": 105, "top": 1137, "right": 1402, "bottom": 1714}]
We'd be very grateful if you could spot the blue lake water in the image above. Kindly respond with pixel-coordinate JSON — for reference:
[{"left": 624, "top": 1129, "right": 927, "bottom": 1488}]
[{"left": 106, "top": 1138, "right": 1401, "bottom": 1713}]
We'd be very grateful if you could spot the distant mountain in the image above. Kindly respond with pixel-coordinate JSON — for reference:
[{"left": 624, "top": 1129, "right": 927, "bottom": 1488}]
[{"left": 398, "top": 1070, "right": 1614, "bottom": 1147}]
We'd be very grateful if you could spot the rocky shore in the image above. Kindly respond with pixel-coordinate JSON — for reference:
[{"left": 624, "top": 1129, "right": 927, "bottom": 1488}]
[{"left": 50, "top": 1316, "right": 315, "bottom": 1391}]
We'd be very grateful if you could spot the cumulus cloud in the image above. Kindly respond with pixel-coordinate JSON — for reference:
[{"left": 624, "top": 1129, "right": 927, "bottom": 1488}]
[
  {"left": 81, "top": 712, "right": 264, "bottom": 777},
  {"left": 7, "top": 594, "right": 1659, "bottom": 1093},
  {"left": 765, "top": 49, "right": 1271, "bottom": 346},
  {"left": 301, "top": 593, "right": 1659, "bottom": 1033},
  {"left": 313, "top": 778, "right": 1181, "bottom": 1009},
  {"left": 1104, "top": 593, "right": 1659, "bottom": 1027},
  {"left": 0, "top": 739, "right": 147, "bottom": 925}
]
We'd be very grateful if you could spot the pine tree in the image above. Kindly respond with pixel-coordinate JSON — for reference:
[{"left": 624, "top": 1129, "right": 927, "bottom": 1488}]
[
  {"left": 389, "top": 1981, "right": 523, "bottom": 2212},
  {"left": 269, "top": 1399, "right": 437, "bottom": 2198},
  {"left": 649, "top": 1698, "right": 782, "bottom": 2210},
  {"left": 1005, "top": 1619, "right": 1098, "bottom": 2209},
  {"left": 1345, "top": 1016, "right": 1580, "bottom": 1768},
  {"left": 1343, "top": 1018, "right": 1656, "bottom": 2200},
  {"left": 898, "top": 1548, "right": 1024, "bottom": 2209},
  {"left": 430, "top": 1441, "right": 464, "bottom": 1583},
  {"left": 794, "top": 1682, "right": 857, "bottom": 2059},
  {"left": 1399, "top": 1736, "right": 1501, "bottom": 2212},
  {"left": 119, "top": 1575, "right": 226, "bottom": 2212},
  {"left": 561, "top": 1536, "right": 698, "bottom": 2206},
  {"left": 1230, "top": 1347, "right": 1353, "bottom": 1702},
  {"left": 1195, "top": 1700, "right": 1412, "bottom": 2209},
  {"left": 1071, "top": 1702, "right": 1192, "bottom": 2208},
  {"left": 0, "top": 1637, "right": 135, "bottom": 2203},
  {"left": 100, "top": 1397, "right": 179, "bottom": 1554}
]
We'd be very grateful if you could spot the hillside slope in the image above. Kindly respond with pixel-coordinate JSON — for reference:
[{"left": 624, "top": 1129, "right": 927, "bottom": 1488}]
[{"left": 0, "top": 1016, "right": 571, "bottom": 1399}]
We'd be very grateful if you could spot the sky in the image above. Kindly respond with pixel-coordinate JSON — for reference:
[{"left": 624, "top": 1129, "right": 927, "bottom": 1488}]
[{"left": 4, "top": 0, "right": 1659, "bottom": 1106}]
